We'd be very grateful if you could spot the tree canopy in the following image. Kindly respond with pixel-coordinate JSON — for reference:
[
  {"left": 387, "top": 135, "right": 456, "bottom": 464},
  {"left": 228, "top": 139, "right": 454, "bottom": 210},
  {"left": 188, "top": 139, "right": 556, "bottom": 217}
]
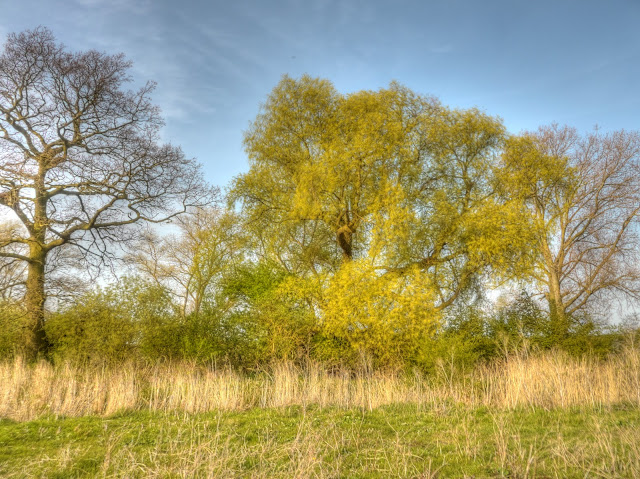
[{"left": 231, "top": 75, "right": 534, "bottom": 310}]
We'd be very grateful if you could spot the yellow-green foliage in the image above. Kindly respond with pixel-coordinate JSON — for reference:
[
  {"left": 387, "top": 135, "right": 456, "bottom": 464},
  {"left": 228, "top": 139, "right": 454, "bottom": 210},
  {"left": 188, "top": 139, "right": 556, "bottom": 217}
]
[
  {"left": 221, "top": 262, "right": 318, "bottom": 366},
  {"left": 499, "top": 134, "right": 574, "bottom": 205},
  {"left": 320, "top": 259, "right": 440, "bottom": 367},
  {"left": 498, "top": 133, "right": 576, "bottom": 249},
  {"left": 231, "top": 75, "right": 536, "bottom": 314},
  {"left": 0, "top": 301, "right": 29, "bottom": 358}
]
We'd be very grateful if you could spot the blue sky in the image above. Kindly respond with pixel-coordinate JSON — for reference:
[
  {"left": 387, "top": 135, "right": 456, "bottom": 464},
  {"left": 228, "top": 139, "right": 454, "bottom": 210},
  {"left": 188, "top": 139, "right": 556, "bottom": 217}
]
[{"left": 2, "top": 0, "right": 639, "bottom": 188}]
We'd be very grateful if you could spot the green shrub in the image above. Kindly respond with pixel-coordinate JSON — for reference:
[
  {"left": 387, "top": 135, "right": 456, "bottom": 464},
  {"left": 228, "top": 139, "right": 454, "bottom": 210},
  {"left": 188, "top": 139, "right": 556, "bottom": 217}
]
[
  {"left": 221, "top": 261, "right": 316, "bottom": 368},
  {"left": 175, "top": 308, "right": 240, "bottom": 363},
  {"left": 430, "top": 304, "right": 496, "bottom": 371},
  {"left": 0, "top": 301, "right": 29, "bottom": 359},
  {"left": 46, "top": 291, "right": 136, "bottom": 364},
  {"left": 488, "top": 292, "right": 618, "bottom": 358},
  {"left": 45, "top": 277, "right": 179, "bottom": 364},
  {"left": 488, "top": 291, "right": 551, "bottom": 352},
  {"left": 122, "top": 278, "right": 181, "bottom": 360}
]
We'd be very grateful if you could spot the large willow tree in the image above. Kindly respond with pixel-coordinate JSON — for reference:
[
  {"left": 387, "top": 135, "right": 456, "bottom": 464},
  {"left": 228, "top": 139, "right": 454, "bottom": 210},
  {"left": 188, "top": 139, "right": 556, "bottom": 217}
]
[{"left": 230, "top": 75, "right": 533, "bottom": 320}]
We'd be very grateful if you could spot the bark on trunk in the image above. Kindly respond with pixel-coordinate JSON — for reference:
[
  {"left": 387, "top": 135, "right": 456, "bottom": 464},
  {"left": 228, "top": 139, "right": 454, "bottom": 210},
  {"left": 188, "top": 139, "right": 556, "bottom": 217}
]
[
  {"left": 24, "top": 244, "right": 48, "bottom": 359},
  {"left": 337, "top": 225, "right": 353, "bottom": 262},
  {"left": 547, "top": 270, "right": 569, "bottom": 341}
]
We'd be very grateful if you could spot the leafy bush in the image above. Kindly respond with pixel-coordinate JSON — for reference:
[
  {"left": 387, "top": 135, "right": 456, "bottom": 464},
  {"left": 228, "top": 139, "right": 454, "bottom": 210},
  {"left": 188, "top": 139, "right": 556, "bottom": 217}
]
[
  {"left": 488, "top": 291, "right": 551, "bottom": 352},
  {"left": 487, "top": 291, "right": 619, "bottom": 358},
  {"left": 320, "top": 260, "right": 440, "bottom": 369},
  {"left": 46, "top": 290, "right": 136, "bottom": 364},
  {"left": 0, "top": 301, "right": 29, "bottom": 359},
  {"left": 221, "top": 261, "right": 317, "bottom": 368},
  {"left": 420, "top": 304, "right": 496, "bottom": 373},
  {"left": 175, "top": 310, "right": 228, "bottom": 363},
  {"left": 46, "top": 277, "right": 178, "bottom": 364}
]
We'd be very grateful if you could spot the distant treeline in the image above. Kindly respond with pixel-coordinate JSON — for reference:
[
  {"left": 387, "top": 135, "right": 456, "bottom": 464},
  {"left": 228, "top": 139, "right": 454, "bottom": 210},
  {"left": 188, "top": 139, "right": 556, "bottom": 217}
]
[{"left": 0, "top": 275, "right": 637, "bottom": 370}]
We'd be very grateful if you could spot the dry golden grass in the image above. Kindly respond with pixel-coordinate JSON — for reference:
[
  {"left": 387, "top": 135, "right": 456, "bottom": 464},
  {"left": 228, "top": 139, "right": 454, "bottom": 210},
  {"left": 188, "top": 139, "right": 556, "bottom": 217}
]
[{"left": 1, "top": 345, "right": 639, "bottom": 421}]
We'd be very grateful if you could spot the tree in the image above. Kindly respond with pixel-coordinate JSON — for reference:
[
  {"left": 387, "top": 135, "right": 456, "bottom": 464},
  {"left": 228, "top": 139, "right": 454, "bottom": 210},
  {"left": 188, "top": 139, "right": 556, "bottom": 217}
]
[
  {"left": 129, "top": 207, "right": 243, "bottom": 316},
  {"left": 385, "top": 105, "right": 534, "bottom": 309},
  {"left": 231, "top": 75, "right": 532, "bottom": 311},
  {"left": 0, "top": 28, "right": 214, "bottom": 356},
  {"left": 500, "top": 125, "right": 640, "bottom": 337},
  {"left": 0, "top": 220, "right": 26, "bottom": 299}
]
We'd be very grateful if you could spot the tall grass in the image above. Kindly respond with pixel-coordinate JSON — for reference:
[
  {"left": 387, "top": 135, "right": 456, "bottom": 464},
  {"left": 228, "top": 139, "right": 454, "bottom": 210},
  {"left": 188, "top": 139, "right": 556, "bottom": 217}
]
[{"left": 1, "top": 345, "right": 639, "bottom": 421}]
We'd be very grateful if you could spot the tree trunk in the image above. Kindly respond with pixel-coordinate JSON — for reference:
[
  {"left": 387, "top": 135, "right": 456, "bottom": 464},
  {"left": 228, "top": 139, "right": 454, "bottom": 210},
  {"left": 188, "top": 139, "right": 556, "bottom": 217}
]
[
  {"left": 24, "top": 243, "right": 48, "bottom": 359},
  {"left": 337, "top": 224, "right": 353, "bottom": 262},
  {"left": 547, "top": 270, "right": 569, "bottom": 342}
]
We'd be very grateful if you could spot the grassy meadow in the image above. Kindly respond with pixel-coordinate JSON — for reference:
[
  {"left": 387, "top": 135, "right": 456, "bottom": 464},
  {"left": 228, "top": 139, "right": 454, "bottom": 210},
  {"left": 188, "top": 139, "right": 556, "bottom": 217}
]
[
  {"left": 2, "top": 405, "right": 640, "bottom": 478},
  {"left": 2, "top": 345, "right": 640, "bottom": 478}
]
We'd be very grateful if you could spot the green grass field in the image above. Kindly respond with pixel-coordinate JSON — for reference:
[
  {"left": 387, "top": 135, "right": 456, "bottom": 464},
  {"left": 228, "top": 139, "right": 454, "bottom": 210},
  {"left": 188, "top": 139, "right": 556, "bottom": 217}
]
[{"left": 2, "top": 404, "right": 640, "bottom": 478}]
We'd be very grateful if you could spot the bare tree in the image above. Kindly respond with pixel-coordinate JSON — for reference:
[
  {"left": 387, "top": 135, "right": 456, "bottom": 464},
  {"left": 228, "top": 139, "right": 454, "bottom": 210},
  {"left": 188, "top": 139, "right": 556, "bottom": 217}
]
[
  {"left": 0, "top": 220, "right": 26, "bottom": 299},
  {"left": 502, "top": 125, "right": 640, "bottom": 337},
  {"left": 0, "top": 28, "right": 214, "bottom": 356},
  {"left": 129, "top": 207, "right": 243, "bottom": 316}
]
